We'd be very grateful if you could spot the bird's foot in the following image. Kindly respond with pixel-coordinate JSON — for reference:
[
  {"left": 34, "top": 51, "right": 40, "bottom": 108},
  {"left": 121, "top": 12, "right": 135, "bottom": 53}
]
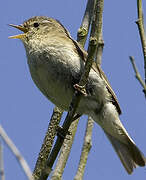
[{"left": 73, "top": 84, "right": 87, "bottom": 96}]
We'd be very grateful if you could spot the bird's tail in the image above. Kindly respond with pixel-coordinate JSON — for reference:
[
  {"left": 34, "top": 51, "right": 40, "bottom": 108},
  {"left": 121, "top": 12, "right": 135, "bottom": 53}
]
[{"left": 105, "top": 131, "right": 145, "bottom": 174}]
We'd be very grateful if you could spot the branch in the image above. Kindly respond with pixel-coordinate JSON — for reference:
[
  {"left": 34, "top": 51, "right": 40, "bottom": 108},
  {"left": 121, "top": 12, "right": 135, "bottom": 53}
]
[
  {"left": 75, "top": 1, "right": 104, "bottom": 179},
  {"left": 77, "top": 0, "right": 95, "bottom": 46},
  {"left": 95, "top": 33, "right": 104, "bottom": 66},
  {"left": 0, "top": 125, "right": 33, "bottom": 180},
  {"left": 94, "top": 0, "right": 104, "bottom": 66},
  {"left": 136, "top": 0, "right": 146, "bottom": 84},
  {"left": 32, "top": 107, "right": 63, "bottom": 179},
  {"left": 51, "top": 119, "right": 79, "bottom": 180},
  {"left": 0, "top": 141, "right": 5, "bottom": 180},
  {"left": 129, "top": 56, "right": 146, "bottom": 95},
  {"left": 74, "top": 117, "right": 94, "bottom": 180}
]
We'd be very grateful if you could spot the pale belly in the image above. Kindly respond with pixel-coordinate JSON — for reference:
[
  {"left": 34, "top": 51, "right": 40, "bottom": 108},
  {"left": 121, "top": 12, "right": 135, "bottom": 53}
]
[
  {"left": 28, "top": 61, "right": 75, "bottom": 111},
  {"left": 27, "top": 52, "right": 108, "bottom": 116}
]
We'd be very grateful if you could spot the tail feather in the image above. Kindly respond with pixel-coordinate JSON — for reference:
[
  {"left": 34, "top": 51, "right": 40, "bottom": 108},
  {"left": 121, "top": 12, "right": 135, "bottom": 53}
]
[
  {"left": 128, "top": 140, "right": 145, "bottom": 166},
  {"left": 105, "top": 132, "right": 145, "bottom": 174}
]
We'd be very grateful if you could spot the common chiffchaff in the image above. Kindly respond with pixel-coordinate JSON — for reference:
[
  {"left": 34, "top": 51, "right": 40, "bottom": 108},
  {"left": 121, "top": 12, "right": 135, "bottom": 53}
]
[{"left": 9, "top": 16, "right": 145, "bottom": 174}]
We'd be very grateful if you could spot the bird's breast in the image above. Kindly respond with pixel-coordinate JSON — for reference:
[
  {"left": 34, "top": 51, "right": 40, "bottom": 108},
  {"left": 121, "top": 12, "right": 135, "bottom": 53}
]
[{"left": 26, "top": 45, "right": 82, "bottom": 110}]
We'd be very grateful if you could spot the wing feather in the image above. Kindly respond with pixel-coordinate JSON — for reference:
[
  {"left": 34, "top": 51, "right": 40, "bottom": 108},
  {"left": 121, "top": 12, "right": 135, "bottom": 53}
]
[{"left": 56, "top": 19, "right": 121, "bottom": 114}]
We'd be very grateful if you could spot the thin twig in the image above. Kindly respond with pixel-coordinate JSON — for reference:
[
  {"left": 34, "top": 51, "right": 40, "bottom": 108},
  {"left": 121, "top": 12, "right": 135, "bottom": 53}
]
[
  {"left": 51, "top": 119, "right": 79, "bottom": 180},
  {"left": 95, "top": 33, "right": 104, "bottom": 66},
  {"left": 136, "top": 0, "right": 146, "bottom": 84},
  {"left": 74, "top": 117, "right": 94, "bottom": 180},
  {"left": 0, "top": 141, "right": 5, "bottom": 180},
  {"left": 77, "top": 0, "right": 95, "bottom": 46},
  {"left": 75, "top": 1, "right": 104, "bottom": 179},
  {"left": 0, "top": 125, "right": 33, "bottom": 180},
  {"left": 129, "top": 56, "right": 146, "bottom": 94},
  {"left": 33, "top": 107, "right": 63, "bottom": 180},
  {"left": 94, "top": 0, "right": 104, "bottom": 66}
]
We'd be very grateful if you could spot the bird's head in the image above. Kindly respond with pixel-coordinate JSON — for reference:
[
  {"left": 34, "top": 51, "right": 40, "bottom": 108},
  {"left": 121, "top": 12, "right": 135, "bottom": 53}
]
[{"left": 9, "top": 16, "right": 69, "bottom": 44}]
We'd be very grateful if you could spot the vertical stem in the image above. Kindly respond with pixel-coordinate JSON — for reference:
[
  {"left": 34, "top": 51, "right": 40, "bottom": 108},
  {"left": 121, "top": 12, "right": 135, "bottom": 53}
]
[
  {"left": 77, "top": 0, "right": 95, "bottom": 45},
  {"left": 136, "top": 0, "right": 146, "bottom": 84},
  {"left": 33, "top": 107, "right": 63, "bottom": 180},
  {"left": 51, "top": 119, "right": 79, "bottom": 180},
  {"left": 74, "top": 117, "right": 94, "bottom": 180}
]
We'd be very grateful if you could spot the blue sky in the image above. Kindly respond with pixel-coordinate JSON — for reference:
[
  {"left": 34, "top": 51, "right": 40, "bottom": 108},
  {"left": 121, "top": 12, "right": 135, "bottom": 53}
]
[{"left": 1, "top": 0, "right": 146, "bottom": 179}]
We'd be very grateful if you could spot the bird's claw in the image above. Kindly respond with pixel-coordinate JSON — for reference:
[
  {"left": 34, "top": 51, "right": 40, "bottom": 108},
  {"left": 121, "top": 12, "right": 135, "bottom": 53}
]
[{"left": 73, "top": 84, "right": 87, "bottom": 96}]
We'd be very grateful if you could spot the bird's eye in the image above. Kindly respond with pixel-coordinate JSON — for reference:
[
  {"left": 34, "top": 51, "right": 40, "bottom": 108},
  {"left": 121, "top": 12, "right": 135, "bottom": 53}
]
[{"left": 33, "top": 22, "right": 39, "bottom": 28}]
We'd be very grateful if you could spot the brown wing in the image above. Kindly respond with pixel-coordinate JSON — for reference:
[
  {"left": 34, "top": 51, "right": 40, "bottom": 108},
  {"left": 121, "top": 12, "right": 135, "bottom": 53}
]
[
  {"left": 93, "top": 63, "right": 122, "bottom": 114},
  {"left": 56, "top": 19, "right": 122, "bottom": 114},
  {"left": 72, "top": 39, "right": 122, "bottom": 115}
]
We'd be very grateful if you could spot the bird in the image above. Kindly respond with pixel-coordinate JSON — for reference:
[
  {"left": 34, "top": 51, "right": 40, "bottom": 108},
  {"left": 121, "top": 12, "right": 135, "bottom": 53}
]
[{"left": 9, "top": 16, "right": 145, "bottom": 174}]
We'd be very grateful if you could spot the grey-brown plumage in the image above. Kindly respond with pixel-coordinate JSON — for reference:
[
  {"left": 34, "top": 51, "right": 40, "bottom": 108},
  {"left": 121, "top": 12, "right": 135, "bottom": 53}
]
[{"left": 9, "top": 16, "right": 145, "bottom": 174}]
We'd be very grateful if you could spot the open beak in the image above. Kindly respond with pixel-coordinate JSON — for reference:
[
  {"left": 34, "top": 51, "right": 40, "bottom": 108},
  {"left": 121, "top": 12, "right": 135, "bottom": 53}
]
[{"left": 9, "top": 24, "right": 28, "bottom": 39}]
